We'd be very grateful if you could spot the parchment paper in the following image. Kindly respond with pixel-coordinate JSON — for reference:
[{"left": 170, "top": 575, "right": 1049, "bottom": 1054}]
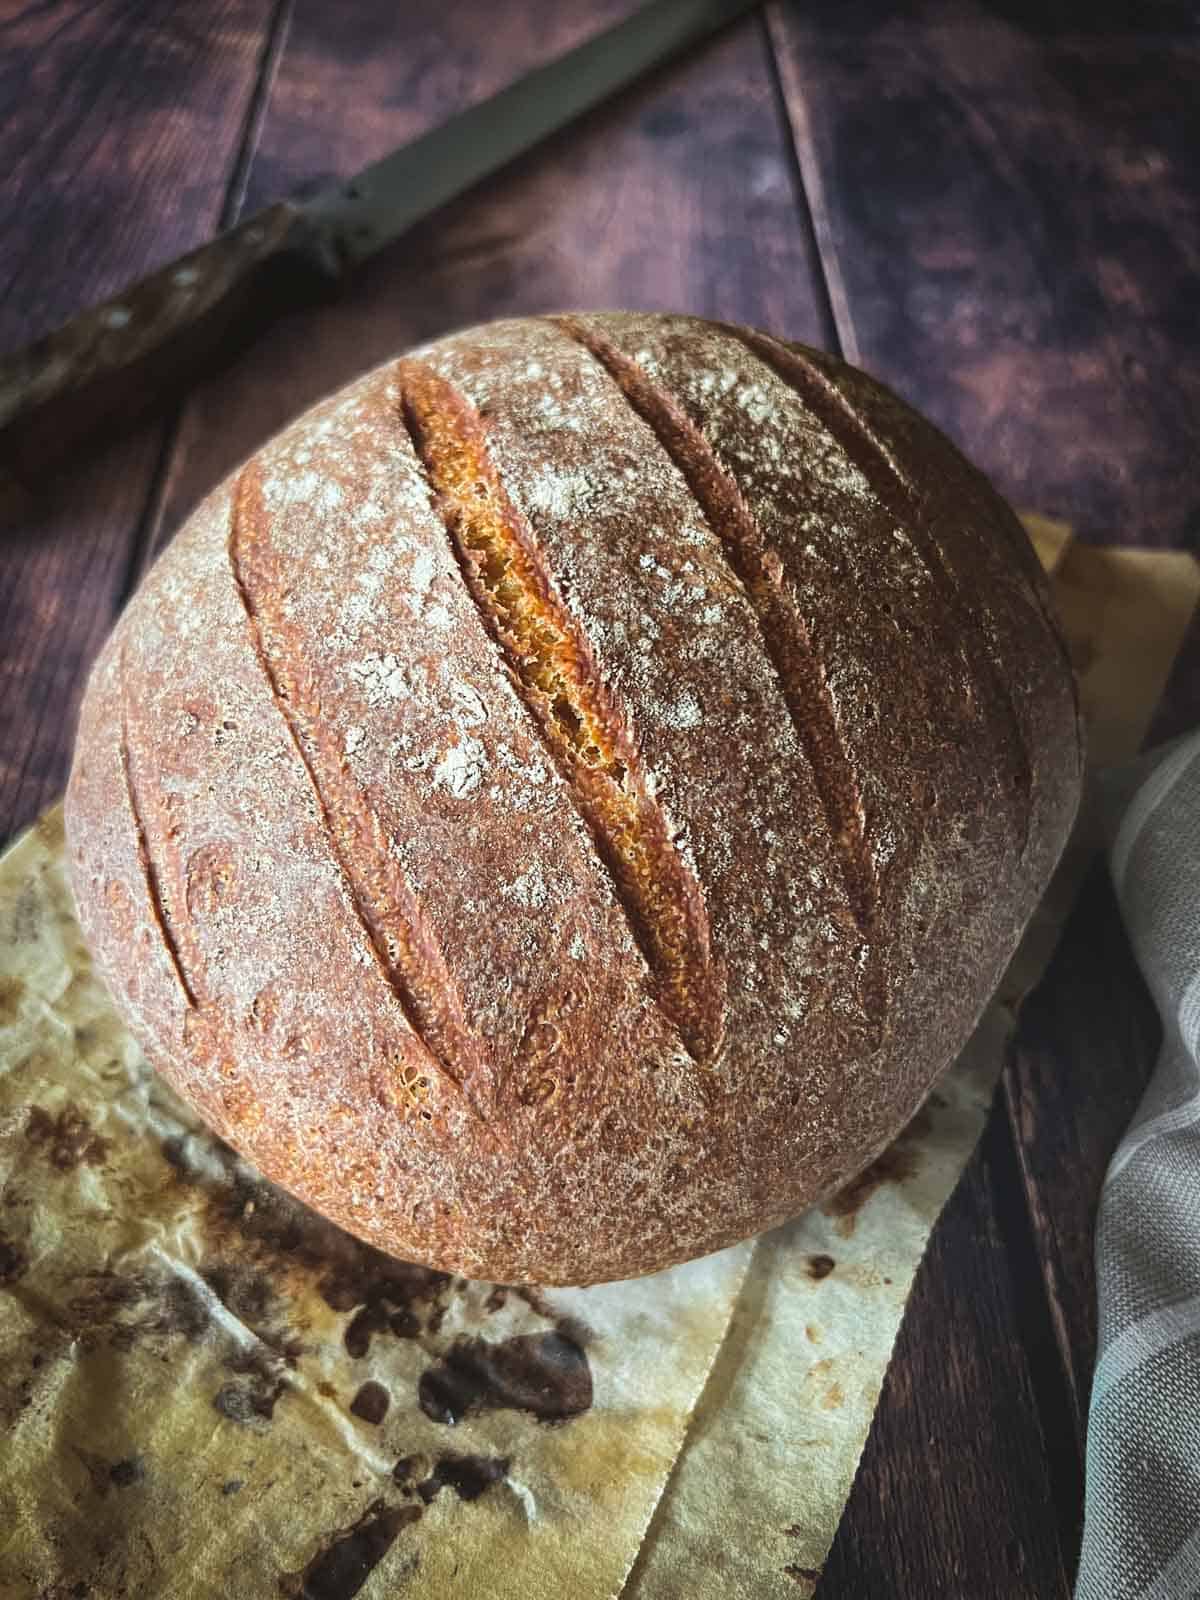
[{"left": 0, "top": 527, "right": 1195, "bottom": 1600}]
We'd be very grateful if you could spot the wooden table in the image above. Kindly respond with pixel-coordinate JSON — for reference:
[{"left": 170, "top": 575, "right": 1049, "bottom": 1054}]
[{"left": 2, "top": 3, "right": 1197, "bottom": 1593}]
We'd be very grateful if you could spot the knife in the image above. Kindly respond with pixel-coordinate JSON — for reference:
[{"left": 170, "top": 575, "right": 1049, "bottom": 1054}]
[{"left": 0, "top": 0, "right": 758, "bottom": 482}]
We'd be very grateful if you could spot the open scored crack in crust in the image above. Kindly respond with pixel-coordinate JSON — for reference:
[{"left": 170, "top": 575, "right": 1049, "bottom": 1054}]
[{"left": 398, "top": 357, "right": 723, "bottom": 1067}]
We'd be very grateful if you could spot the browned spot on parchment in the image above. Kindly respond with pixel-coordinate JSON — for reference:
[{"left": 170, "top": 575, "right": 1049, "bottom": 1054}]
[
  {"left": 415, "top": 1452, "right": 510, "bottom": 1504},
  {"left": 512, "top": 1283, "right": 556, "bottom": 1321},
  {"left": 11, "top": 879, "right": 41, "bottom": 943},
  {"left": 25, "top": 1103, "right": 111, "bottom": 1170},
  {"left": 820, "top": 1381, "right": 844, "bottom": 1411},
  {"left": 195, "top": 1263, "right": 304, "bottom": 1427},
  {"left": 0, "top": 1232, "right": 28, "bottom": 1283},
  {"left": 213, "top": 1344, "right": 293, "bottom": 1426},
  {"left": 822, "top": 1103, "right": 935, "bottom": 1235},
  {"left": 784, "top": 1564, "right": 823, "bottom": 1585},
  {"left": 0, "top": 974, "right": 25, "bottom": 1023},
  {"left": 161, "top": 1132, "right": 452, "bottom": 1362},
  {"left": 66, "top": 1269, "right": 210, "bottom": 1351},
  {"left": 202, "top": 1263, "right": 304, "bottom": 1368},
  {"left": 109, "top": 1457, "right": 145, "bottom": 1488},
  {"left": 282, "top": 1500, "right": 422, "bottom": 1600},
  {"left": 512, "top": 1284, "right": 594, "bottom": 1349},
  {"left": 392, "top": 1454, "right": 426, "bottom": 1487},
  {"left": 70, "top": 1264, "right": 290, "bottom": 1437},
  {"left": 349, "top": 1381, "right": 390, "bottom": 1425},
  {"left": 806, "top": 1254, "right": 836, "bottom": 1281},
  {"left": 825, "top": 1146, "right": 920, "bottom": 1237},
  {"left": 73, "top": 1445, "right": 114, "bottom": 1497},
  {"left": 69, "top": 1447, "right": 144, "bottom": 1499},
  {"left": 35, "top": 808, "right": 66, "bottom": 853},
  {"left": 418, "top": 1331, "right": 593, "bottom": 1426}
]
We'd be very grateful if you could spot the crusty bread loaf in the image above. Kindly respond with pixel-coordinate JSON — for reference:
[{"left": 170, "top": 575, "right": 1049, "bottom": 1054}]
[{"left": 64, "top": 313, "right": 1081, "bottom": 1285}]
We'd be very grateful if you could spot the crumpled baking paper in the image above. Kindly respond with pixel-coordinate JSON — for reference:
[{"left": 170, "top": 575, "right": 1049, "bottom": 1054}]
[{"left": 0, "top": 523, "right": 1194, "bottom": 1600}]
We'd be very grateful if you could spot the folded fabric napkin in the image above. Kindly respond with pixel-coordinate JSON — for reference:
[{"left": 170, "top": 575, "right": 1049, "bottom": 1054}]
[{"left": 1078, "top": 731, "right": 1200, "bottom": 1598}]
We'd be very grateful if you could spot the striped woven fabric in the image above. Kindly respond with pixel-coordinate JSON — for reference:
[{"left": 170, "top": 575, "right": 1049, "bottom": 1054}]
[{"left": 1078, "top": 731, "right": 1200, "bottom": 1599}]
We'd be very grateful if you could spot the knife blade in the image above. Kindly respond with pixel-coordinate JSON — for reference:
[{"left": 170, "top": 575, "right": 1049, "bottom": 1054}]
[{"left": 0, "top": 0, "right": 758, "bottom": 482}]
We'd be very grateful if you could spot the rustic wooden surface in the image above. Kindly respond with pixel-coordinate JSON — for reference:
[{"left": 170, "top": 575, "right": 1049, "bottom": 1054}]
[{"left": 2, "top": 1, "right": 1197, "bottom": 1593}]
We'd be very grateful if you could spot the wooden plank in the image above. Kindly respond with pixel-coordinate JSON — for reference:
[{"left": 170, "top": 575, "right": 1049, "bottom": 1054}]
[
  {"left": 240, "top": 1, "right": 641, "bottom": 215},
  {"left": 765, "top": 0, "right": 1200, "bottom": 545},
  {"left": 819, "top": 1108, "right": 1073, "bottom": 1598},
  {"left": 0, "top": 0, "right": 283, "bottom": 843},
  {"left": 140, "top": 4, "right": 835, "bottom": 557},
  {"left": 0, "top": 1, "right": 283, "bottom": 352}
]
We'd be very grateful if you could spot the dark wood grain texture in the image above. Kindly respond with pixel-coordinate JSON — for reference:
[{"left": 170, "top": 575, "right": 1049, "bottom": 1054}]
[
  {"left": 821, "top": 1108, "right": 1075, "bottom": 1599},
  {"left": 766, "top": 0, "right": 1200, "bottom": 546},
  {"left": 140, "top": 1, "right": 833, "bottom": 567},
  {"left": 0, "top": 0, "right": 282, "bottom": 353},
  {"left": 0, "top": 0, "right": 283, "bottom": 842}
]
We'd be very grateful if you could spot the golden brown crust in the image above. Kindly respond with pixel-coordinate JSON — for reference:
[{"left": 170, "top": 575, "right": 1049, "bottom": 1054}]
[{"left": 64, "top": 314, "right": 1081, "bottom": 1285}]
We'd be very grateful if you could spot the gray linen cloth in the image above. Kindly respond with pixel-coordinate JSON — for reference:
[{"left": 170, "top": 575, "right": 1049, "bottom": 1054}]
[{"left": 1077, "top": 731, "right": 1200, "bottom": 1599}]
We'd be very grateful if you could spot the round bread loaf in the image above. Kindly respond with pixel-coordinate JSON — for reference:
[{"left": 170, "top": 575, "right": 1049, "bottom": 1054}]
[{"left": 65, "top": 313, "right": 1081, "bottom": 1285}]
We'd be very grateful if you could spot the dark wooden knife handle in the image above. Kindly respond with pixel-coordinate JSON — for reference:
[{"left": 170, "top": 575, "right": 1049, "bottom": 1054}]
[{"left": 0, "top": 201, "right": 339, "bottom": 483}]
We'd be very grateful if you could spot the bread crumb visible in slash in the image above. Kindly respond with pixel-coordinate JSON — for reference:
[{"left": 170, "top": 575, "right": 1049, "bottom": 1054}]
[
  {"left": 344, "top": 726, "right": 364, "bottom": 756},
  {"left": 569, "top": 931, "right": 587, "bottom": 961}
]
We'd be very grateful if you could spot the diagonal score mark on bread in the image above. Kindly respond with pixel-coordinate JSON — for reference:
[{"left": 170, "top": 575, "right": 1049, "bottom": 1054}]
[
  {"left": 551, "top": 316, "right": 882, "bottom": 951},
  {"left": 397, "top": 358, "right": 725, "bottom": 1067},
  {"left": 118, "top": 650, "right": 199, "bottom": 1010},
  {"left": 227, "top": 463, "right": 497, "bottom": 1131},
  {"left": 730, "top": 326, "right": 1035, "bottom": 848}
]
